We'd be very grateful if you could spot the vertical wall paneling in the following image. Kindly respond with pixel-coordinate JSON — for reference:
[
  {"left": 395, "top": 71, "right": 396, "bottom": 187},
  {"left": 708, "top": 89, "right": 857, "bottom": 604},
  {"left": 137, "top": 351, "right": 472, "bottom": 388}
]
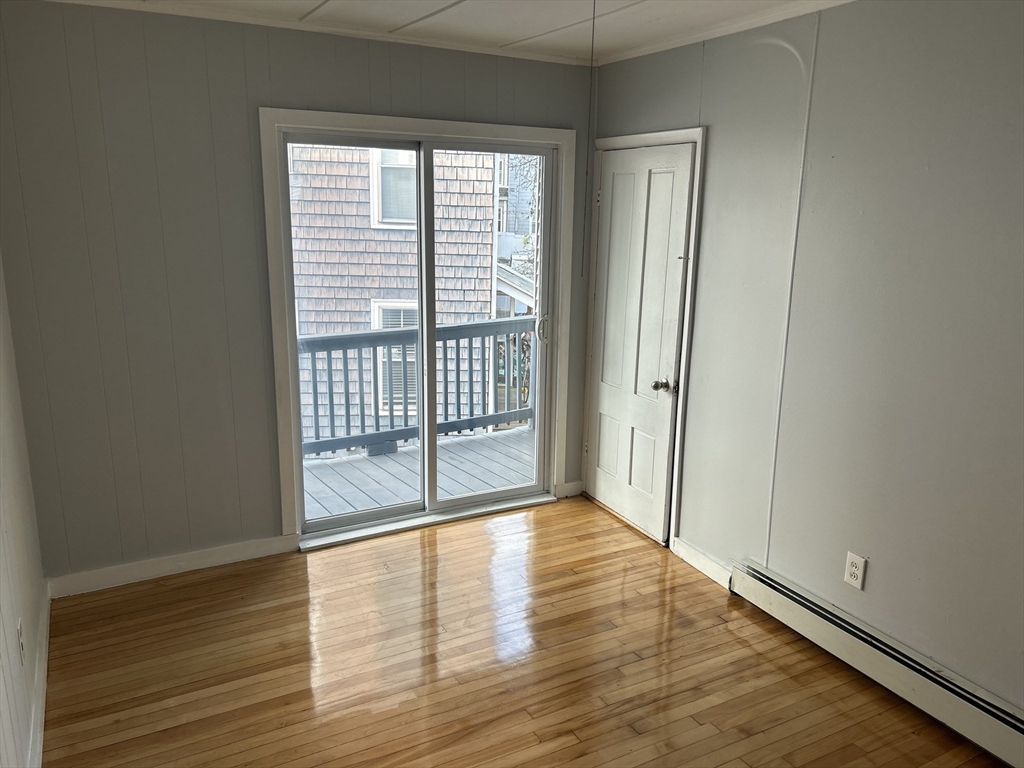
[
  {"left": 548, "top": 63, "right": 594, "bottom": 482},
  {"left": 769, "top": 0, "right": 1024, "bottom": 708},
  {"left": 494, "top": 57, "right": 516, "bottom": 125},
  {"left": 0, "top": 1, "right": 591, "bottom": 576},
  {"left": 0, "top": 20, "right": 69, "bottom": 575},
  {"left": 679, "top": 16, "right": 817, "bottom": 569},
  {"left": 2, "top": 1, "right": 123, "bottom": 571},
  {"left": 301, "top": 32, "right": 338, "bottom": 113},
  {"left": 367, "top": 40, "right": 392, "bottom": 115},
  {"left": 92, "top": 7, "right": 191, "bottom": 559},
  {"left": 512, "top": 59, "right": 550, "bottom": 126},
  {"left": 241, "top": 25, "right": 281, "bottom": 514},
  {"left": 266, "top": 27, "right": 315, "bottom": 111},
  {"left": 204, "top": 19, "right": 279, "bottom": 540},
  {"left": 389, "top": 43, "right": 423, "bottom": 118},
  {"left": 421, "top": 47, "right": 464, "bottom": 121},
  {"left": 596, "top": 0, "right": 1024, "bottom": 711},
  {"left": 144, "top": 13, "right": 243, "bottom": 548},
  {"left": 61, "top": 4, "right": 149, "bottom": 563},
  {"left": 334, "top": 36, "right": 371, "bottom": 114},
  {"left": 463, "top": 52, "right": 497, "bottom": 124},
  {"left": 596, "top": 43, "right": 703, "bottom": 139}
]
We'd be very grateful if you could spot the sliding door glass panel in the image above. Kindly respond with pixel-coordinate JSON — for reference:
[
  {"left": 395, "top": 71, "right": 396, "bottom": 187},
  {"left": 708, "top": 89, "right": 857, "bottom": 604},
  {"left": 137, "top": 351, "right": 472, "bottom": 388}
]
[
  {"left": 287, "top": 143, "right": 422, "bottom": 526},
  {"left": 432, "top": 149, "right": 543, "bottom": 501}
]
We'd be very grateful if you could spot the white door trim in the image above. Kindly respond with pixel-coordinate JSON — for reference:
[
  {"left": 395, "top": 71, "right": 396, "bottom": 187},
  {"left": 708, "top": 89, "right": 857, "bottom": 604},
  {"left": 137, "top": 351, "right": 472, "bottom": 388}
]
[
  {"left": 259, "top": 109, "right": 576, "bottom": 537},
  {"left": 584, "top": 127, "right": 706, "bottom": 546}
]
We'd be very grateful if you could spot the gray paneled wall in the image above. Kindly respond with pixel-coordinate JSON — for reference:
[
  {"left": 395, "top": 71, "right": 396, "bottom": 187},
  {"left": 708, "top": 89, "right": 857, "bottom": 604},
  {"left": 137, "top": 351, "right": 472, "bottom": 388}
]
[
  {"left": 0, "top": 1, "right": 592, "bottom": 577},
  {"left": 597, "top": 0, "right": 1024, "bottom": 709},
  {"left": 769, "top": 0, "right": 1023, "bottom": 709},
  {"left": 598, "top": 14, "right": 818, "bottom": 572}
]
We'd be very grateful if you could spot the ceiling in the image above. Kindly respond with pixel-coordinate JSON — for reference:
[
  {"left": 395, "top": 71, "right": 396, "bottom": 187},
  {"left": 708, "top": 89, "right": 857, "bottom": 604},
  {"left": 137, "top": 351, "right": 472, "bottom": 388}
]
[{"left": 55, "top": 0, "right": 852, "bottom": 66}]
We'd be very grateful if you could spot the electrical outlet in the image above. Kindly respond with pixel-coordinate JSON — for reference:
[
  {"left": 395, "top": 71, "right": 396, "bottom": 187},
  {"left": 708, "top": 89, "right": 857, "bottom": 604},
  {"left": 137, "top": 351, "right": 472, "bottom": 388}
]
[
  {"left": 844, "top": 552, "right": 867, "bottom": 590},
  {"left": 17, "top": 618, "right": 26, "bottom": 666}
]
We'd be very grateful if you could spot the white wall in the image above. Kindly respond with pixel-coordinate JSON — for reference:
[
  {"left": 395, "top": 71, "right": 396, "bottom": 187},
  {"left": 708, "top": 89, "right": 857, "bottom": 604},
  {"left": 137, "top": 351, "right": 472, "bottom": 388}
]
[
  {"left": 0, "top": 1, "right": 592, "bottom": 578},
  {"left": 598, "top": 0, "right": 1024, "bottom": 710},
  {"left": 0, "top": 264, "right": 48, "bottom": 768}
]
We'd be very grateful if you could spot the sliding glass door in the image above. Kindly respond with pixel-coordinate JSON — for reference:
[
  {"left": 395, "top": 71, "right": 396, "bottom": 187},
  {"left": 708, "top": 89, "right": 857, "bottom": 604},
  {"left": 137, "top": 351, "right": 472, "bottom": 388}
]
[
  {"left": 285, "top": 138, "right": 549, "bottom": 532},
  {"left": 429, "top": 148, "right": 545, "bottom": 506}
]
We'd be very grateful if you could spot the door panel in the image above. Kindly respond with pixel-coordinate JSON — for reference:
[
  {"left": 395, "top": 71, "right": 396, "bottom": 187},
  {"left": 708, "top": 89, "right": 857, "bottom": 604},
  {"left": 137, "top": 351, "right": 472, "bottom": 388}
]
[
  {"left": 586, "top": 144, "right": 694, "bottom": 541},
  {"left": 599, "top": 172, "right": 635, "bottom": 387},
  {"left": 430, "top": 148, "right": 546, "bottom": 505}
]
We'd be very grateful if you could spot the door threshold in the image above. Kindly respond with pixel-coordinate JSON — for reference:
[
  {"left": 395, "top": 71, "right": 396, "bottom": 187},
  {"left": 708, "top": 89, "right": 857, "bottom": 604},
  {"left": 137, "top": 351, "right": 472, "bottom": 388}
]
[{"left": 299, "top": 493, "right": 557, "bottom": 551}]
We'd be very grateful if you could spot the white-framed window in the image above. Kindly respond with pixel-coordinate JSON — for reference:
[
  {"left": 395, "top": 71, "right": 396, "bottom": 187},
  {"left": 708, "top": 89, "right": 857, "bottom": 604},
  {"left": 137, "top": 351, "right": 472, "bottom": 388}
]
[
  {"left": 371, "top": 299, "right": 418, "bottom": 415},
  {"left": 496, "top": 198, "right": 509, "bottom": 233},
  {"left": 496, "top": 153, "right": 510, "bottom": 188},
  {"left": 369, "top": 148, "right": 417, "bottom": 229}
]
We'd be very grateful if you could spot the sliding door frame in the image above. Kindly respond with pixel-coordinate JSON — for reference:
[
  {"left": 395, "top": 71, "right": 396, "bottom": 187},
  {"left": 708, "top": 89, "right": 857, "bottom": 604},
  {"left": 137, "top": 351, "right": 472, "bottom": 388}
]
[
  {"left": 422, "top": 141, "right": 555, "bottom": 514},
  {"left": 259, "top": 108, "right": 576, "bottom": 538}
]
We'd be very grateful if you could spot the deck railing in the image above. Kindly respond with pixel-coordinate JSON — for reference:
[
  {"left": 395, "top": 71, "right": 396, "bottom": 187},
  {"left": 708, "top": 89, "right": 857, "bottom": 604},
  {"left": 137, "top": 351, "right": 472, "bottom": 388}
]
[{"left": 297, "top": 315, "right": 535, "bottom": 455}]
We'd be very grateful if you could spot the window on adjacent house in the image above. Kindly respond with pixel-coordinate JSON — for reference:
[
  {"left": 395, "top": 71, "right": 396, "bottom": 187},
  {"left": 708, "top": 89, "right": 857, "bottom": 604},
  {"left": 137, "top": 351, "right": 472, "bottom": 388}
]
[
  {"left": 373, "top": 301, "right": 418, "bottom": 416},
  {"left": 370, "top": 149, "right": 417, "bottom": 228},
  {"left": 496, "top": 154, "right": 510, "bottom": 188},
  {"left": 497, "top": 198, "right": 509, "bottom": 233}
]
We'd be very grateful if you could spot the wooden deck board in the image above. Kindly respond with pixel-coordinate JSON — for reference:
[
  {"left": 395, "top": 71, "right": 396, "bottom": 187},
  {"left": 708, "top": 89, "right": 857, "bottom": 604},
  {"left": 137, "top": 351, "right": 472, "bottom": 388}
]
[
  {"left": 305, "top": 427, "right": 537, "bottom": 516},
  {"left": 41, "top": 499, "right": 1003, "bottom": 768}
]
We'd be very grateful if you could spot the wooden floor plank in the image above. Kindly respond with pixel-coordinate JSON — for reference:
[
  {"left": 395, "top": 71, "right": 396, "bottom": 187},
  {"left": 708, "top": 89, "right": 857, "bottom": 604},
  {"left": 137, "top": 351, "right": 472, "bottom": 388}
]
[{"left": 41, "top": 499, "right": 1005, "bottom": 767}]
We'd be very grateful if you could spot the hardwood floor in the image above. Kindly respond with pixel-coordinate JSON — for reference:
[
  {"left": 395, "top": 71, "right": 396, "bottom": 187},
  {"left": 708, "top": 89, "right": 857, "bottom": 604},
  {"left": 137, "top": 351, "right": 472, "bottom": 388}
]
[{"left": 43, "top": 498, "right": 1002, "bottom": 767}]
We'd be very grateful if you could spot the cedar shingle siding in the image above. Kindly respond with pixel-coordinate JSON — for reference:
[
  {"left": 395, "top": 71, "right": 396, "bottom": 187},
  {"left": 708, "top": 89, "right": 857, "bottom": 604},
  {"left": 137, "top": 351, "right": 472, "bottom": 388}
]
[{"left": 289, "top": 145, "right": 494, "bottom": 335}]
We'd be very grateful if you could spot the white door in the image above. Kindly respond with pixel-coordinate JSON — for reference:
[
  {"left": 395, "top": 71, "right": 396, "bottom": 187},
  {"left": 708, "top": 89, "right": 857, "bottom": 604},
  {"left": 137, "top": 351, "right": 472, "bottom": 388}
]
[{"left": 586, "top": 144, "right": 694, "bottom": 541}]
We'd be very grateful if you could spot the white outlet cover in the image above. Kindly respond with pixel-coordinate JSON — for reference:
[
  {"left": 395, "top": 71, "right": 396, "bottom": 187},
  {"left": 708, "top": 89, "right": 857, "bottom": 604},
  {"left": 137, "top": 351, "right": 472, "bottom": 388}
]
[{"left": 845, "top": 552, "right": 866, "bottom": 590}]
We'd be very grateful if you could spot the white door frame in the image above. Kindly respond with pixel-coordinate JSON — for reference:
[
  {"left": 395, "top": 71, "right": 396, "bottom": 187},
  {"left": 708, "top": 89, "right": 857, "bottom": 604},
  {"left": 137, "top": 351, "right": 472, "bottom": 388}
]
[
  {"left": 259, "top": 108, "right": 576, "bottom": 537},
  {"left": 584, "top": 127, "right": 706, "bottom": 545}
]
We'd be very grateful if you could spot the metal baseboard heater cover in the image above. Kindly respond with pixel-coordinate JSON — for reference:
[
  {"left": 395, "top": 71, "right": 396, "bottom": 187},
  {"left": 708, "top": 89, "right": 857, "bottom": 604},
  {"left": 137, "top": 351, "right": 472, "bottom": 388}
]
[{"left": 731, "top": 562, "right": 1024, "bottom": 768}]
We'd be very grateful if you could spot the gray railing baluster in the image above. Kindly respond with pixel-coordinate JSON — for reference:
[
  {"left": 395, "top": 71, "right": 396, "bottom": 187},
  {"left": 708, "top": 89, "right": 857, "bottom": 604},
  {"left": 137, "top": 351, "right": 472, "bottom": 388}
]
[
  {"left": 454, "top": 338, "right": 461, "bottom": 421},
  {"left": 489, "top": 334, "right": 497, "bottom": 415},
  {"left": 481, "top": 337, "right": 487, "bottom": 416},
  {"left": 371, "top": 346, "right": 380, "bottom": 433},
  {"left": 401, "top": 342, "right": 409, "bottom": 428},
  {"left": 310, "top": 352, "right": 321, "bottom": 442},
  {"left": 342, "top": 349, "right": 351, "bottom": 436},
  {"left": 468, "top": 335, "right": 474, "bottom": 420},
  {"left": 513, "top": 332, "right": 520, "bottom": 410},
  {"left": 442, "top": 339, "right": 449, "bottom": 423},
  {"left": 504, "top": 334, "right": 510, "bottom": 412},
  {"left": 357, "top": 348, "right": 366, "bottom": 434},
  {"left": 386, "top": 344, "right": 395, "bottom": 430},
  {"left": 326, "top": 350, "right": 335, "bottom": 440}
]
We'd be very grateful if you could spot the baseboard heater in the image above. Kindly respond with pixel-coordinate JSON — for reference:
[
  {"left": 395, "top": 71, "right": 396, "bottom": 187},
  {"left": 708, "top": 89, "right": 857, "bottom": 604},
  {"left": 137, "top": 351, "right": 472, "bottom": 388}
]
[{"left": 731, "top": 562, "right": 1024, "bottom": 767}]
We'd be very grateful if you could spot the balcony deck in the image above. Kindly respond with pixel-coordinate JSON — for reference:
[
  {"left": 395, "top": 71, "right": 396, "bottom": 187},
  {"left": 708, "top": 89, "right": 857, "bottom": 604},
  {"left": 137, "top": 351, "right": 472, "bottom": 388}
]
[{"left": 303, "top": 426, "right": 536, "bottom": 519}]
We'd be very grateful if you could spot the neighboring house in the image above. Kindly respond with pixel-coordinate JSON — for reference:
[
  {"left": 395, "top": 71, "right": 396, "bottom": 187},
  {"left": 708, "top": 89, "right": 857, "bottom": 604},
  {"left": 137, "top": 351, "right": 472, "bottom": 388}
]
[{"left": 288, "top": 145, "right": 541, "bottom": 445}]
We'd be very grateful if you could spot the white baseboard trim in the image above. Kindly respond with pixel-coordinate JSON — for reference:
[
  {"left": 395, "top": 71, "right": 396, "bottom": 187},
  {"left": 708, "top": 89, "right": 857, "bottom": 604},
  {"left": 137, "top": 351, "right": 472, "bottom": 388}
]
[
  {"left": 669, "top": 537, "right": 732, "bottom": 589},
  {"left": 26, "top": 584, "right": 49, "bottom": 767},
  {"left": 732, "top": 563, "right": 1024, "bottom": 768},
  {"left": 48, "top": 534, "right": 300, "bottom": 598},
  {"left": 554, "top": 481, "right": 584, "bottom": 498}
]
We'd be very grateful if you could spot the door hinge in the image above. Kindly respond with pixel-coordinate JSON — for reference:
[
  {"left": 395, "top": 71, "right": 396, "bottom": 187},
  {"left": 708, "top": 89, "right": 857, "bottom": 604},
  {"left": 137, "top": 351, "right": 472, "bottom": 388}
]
[
  {"left": 596, "top": 189, "right": 601, "bottom": 206},
  {"left": 584, "top": 441, "right": 588, "bottom": 456}
]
